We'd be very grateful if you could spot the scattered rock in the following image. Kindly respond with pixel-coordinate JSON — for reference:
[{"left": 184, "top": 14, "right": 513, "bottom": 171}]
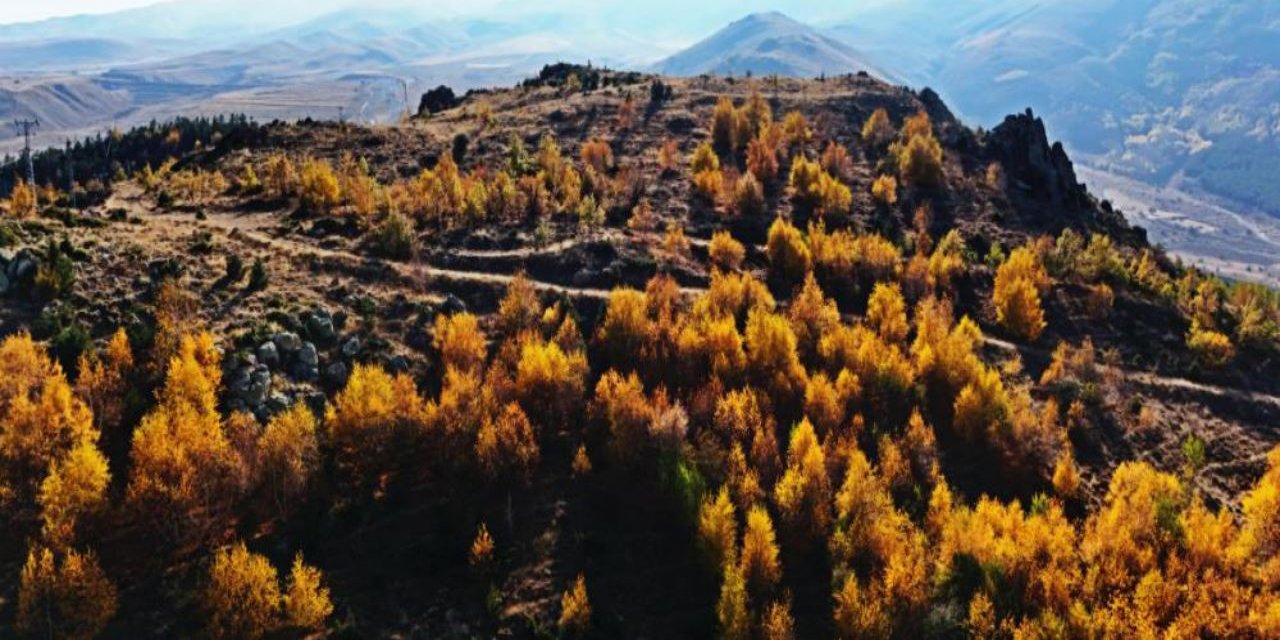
[
  {"left": 257, "top": 341, "right": 280, "bottom": 368},
  {"left": 386, "top": 354, "right": 410, "bottom": 374},
  {"left": 266, "top": 392, "right": 292, "bottom": 415},
  {"left": 441, "top": 294, "right": 466, "bottom": 315},
  {"left": 305, "top": 308, "right": 337, "bottom": 344},
  {"left": 325, "top": 361, "right": 350, "bottom": 385},
  {"left": 298, "top": 342, "right": 319, "bottom": 367},
  {"left": 273, "top": 332, "right": 303, "bottom": 354},
  {"left": 340, "top": 336, "right": 362, "bottom": 359}
]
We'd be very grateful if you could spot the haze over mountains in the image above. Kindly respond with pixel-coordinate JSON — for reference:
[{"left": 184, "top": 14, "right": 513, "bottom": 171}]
[{"left": 0, "top": 0, "right": 1276, "bottom": 281}]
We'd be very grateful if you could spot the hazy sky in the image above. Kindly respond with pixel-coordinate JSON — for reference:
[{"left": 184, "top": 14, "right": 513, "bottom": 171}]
[
  {"left": 2, "top": 0, "right": 161, "bottom": 23},
  {"left": 0, "top": 0, "right": 888, "bottom": 26}
]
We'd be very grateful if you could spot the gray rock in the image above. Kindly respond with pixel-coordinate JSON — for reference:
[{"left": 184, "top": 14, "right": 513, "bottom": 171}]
[
  {"left": 325, "top": 361, "right": 350, "bottom": 385},
  {"left": 386, "top": 354, "right": 410, "bottom": 374},
  {"left": 306, "top": 310, "right": 337, "bottom": 344},
  {"left": 442, "top": 294, "right": 466, "bottom": 314},
  {"left": 272, "top": 332, "right": 303, "bottom": 354},
  {"left": 266, "top": 392, "right": 292, "bottom": 414},
  {"left": 244, "top": 367, "right": 271, "bottom": 407},
  {"left": 297, "top": 342, "right": 319, "bottom": 367},
  {"left": 257, "top": 341, "right": 280, "bottom": 368},
  {"left": 340, "top": 336, "right": 362, "bottom": 359},
  {"left": 0, "top": 272, "right": 9, "bottom": 296},
  {"left": 226, "top": 366, "right": 253, "bottom": 394},
  {"left": 7, "top": 250, "right": 36, "bottom": 282}
]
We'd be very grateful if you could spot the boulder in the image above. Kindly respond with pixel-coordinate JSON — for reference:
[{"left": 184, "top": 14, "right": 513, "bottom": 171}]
[
  {"left": 257, "top": 341, "right": 280, "bottom": 368},
  {"left": 272, "top": 332, "right": 303, "bottom": 354},
  {"left": 6, "top": 249, "right": 37, "bottom": 283},
  {"left": 305, "top": 308, "right": 337, "bottom": 344},
  {"left": 298, "top": 342, "right": 319, "bottom": 367},
  {"left": 266, "top": 392, "right": 292, "bottom": 415},
  {"left": 325, "top": 361, "right": 350, "bottom": 385},
  {"left": 340, "top": 336, "right": 362, "bottom": 359},
  {"left": 441, "top": 294, "right": 467, "bottom": 315}
]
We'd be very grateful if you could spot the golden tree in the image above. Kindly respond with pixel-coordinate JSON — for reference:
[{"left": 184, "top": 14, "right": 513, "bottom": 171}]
[
  {"left": 38, "top": 442, "right": 109, "bottom": 548},
  {"left": 257, "top": 402, "right": 320, "bottom": 516},
  {"left": 469, "top": 522, "right": 496, "bottom": 568},
  {"left": 1187, "top": 321, "right": 1234, "bottom": 368},
  {"left": 766, "top": 217, "right": 811, "bottom": 286},
  {"left": 658, "top": 138, "right": 680, "bottom": 174},
  {"left": 773, "top": 419, "right": 831, "bottom": 540},
  {"left": 698, "top": 487, "right": 738, "bottom": 572},
  {"left": 993, "top": 245, "right": 1050, "bottom": 341},
  {"left": 597, "top": 287, "right": 655, "bottom": 370},
  {"left": 17, "top": 545, "right": 118, "bottom": 640},
  {"left": 580, "top": 139, "right": 613, "bottom": 173},
  {"left": 871, "top": 174, "right": 897, "bottom": 207},
  {"left": 740, "top": 505, "right": 782, "bottom": 594},
  {"left": 761, "top": 598, "right": 795, "bottom": 640},
  {"left": 832, "top": 575, "right": 888, "bottom": 639},
  {"left": 0, "top": 332, "right": 100, "bottom": 523},
  {"left": 434, "top": 312, "right": 487, "bottom": 374},
  {"left": 747, "top": 136, "right": 779, "bottom": 184},
  {"left": 205, "top": 542, "right": 282, "bottom": 640},
  {"left": 733, "top": 171, "right": 766, "bottom": 217},
  {"left": 326, "top": 363, "right": 429, "bottom": 491},
  {"left": 717, "top": 561, "right": 751, "bottom": 640},
  {"left": 780, "top": 111, "right": 811, "bottom": 147},
  {"left": 558, "top": 573, "right": 592, "bottom": 638},
  {"left": 895, "top": 112, "right": 943, "bottom": 187},
  {"left": 709, "top": 230, "right": 746, "bottom": 272},
  {"left": 514, "top": 337, "right": 586, "bottom": 427},
  {"left": 860, "top": 108, "right": 895, "bottom": 150},
  {"left": 592, "top": 369, "right": 654, "bottom": 462},
  {"left": 497, "top": 272, "right": 543, "bottom": 336},
  {"left": 866, "top": 282, "right": 909, "bottom": 344},
  {"left": 298, "top": 157, "right": 341, "bottom": 213},
  {"left": 712, "top": 96, "right": 740, "bottom": 155},
  {"left": 127, "top": 333, "right": 243, "bottom": 538},
  {"left": 7, "top": 179, "right": 38, "bottom": 218},
  {"left": 746, "top": 308, "right": 808, "bottom": 403},
  {"left": 475, "top": 401, "right": 540, "bottom": 483},
  {"left": 283, "top": 553, "right": 333, "bottom": 632},
  {"left": 75, "top": 328, "right": 133, "bottom": 434}
]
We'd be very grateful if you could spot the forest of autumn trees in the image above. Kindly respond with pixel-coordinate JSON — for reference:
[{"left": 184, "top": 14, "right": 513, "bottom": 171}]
[{"left": 4, "top": 76, "right": 1280, "bottom": 639}]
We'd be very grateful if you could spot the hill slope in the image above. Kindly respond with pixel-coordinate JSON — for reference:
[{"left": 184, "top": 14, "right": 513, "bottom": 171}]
[{"left": 0, "top": 68, "right": 1278, "bottom": 638}]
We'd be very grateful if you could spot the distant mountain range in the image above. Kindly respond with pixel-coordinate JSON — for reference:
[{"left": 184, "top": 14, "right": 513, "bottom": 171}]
[{"left": 830, "top": 0, "right": 1280, "bottom": 221}]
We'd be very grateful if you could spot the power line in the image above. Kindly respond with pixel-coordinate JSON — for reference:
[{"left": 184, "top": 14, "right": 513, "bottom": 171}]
[{"left": 13, "top": 118, "right": 39, "bottom": 202}]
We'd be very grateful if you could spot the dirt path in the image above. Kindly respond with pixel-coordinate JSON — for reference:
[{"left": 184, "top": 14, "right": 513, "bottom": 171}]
[{"left": 105, "top": 187, "right": 710, "bottom": 304}]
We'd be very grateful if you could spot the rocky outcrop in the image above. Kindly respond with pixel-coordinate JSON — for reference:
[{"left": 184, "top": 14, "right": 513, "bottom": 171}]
[
  {"left": 987, "top": 108, "right": 1087, "bottom": 208},
  {"left": 0, "top": 248, "right": 39, "bottom": 296}
]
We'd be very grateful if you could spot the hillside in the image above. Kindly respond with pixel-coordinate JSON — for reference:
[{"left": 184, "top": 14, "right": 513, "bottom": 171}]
[
  {"left": 1, "top": 68, "right": 1279, "bottom": 638},
  {"left": 656, "top": 12, "right": 888, "bottom": 80}
]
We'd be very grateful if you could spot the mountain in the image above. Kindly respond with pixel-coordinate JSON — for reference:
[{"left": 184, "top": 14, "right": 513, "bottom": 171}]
[
  {"left": 655, "top": 11, "right": 889, "bottom": 80},
  {"left": 830, "top": 0, "right": 1280, "bottom": 220}
]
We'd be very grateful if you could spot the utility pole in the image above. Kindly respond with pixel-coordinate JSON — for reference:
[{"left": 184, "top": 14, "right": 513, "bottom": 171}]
[
  {"left": 66, "top": 140, "right": 76, "bottom": 210},
  {"left": 13, "top": 118, "right": 39, "bottom": 204}
]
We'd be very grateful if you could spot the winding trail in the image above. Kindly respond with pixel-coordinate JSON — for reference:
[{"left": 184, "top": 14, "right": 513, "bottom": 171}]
[{"left": 106, "top": 186, "right": 707, "bottom": 302}]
